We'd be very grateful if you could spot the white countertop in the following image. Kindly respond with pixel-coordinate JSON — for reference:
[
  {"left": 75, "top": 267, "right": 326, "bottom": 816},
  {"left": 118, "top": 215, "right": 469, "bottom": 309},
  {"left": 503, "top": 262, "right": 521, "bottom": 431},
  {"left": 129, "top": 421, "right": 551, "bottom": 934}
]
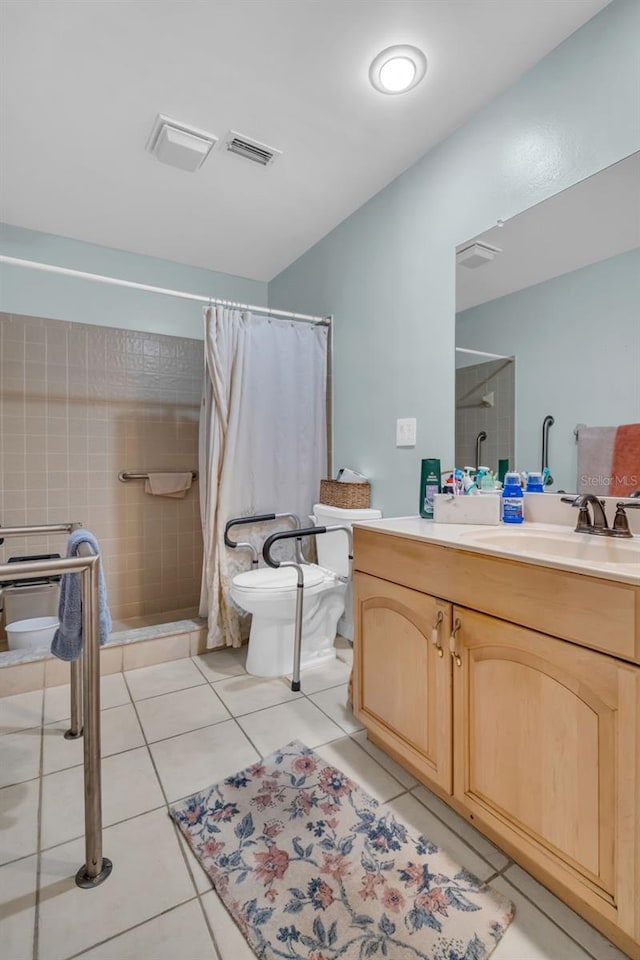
[{"left": 353, "top": 516, "right": 640, "bottom": 586}]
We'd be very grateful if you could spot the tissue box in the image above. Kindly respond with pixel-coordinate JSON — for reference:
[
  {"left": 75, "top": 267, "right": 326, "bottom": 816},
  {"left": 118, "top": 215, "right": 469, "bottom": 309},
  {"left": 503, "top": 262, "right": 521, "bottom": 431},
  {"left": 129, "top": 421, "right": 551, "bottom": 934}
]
[{"left": 433, "top": 493, "right": 501, "bottom": 525}]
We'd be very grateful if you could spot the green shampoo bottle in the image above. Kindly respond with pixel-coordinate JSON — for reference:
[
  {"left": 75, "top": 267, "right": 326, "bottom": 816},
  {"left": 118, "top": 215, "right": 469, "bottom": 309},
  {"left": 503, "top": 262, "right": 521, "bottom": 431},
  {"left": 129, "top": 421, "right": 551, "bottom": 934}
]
[{"left": 419, "top": 459, "right": 441, "bottom": 519}]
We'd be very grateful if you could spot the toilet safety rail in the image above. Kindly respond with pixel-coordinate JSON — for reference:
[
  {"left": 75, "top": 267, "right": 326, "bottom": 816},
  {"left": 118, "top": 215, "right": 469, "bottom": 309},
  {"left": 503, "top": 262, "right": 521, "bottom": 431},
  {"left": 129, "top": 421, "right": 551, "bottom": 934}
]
[
  {"left": 262, "top": 525, "right": 353, "bottom": 692},
  {"left": 224, "top": 513, "right": 305, "bottom": 566},
  {"left": 0, "top": 523, "right": 112, "bottom": 889}
]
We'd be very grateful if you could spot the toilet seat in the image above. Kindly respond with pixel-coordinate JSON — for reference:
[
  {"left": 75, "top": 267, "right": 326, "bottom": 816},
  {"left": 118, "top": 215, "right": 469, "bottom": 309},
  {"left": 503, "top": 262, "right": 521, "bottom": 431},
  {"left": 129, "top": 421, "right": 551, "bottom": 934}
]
[{"left": 232, "top": 564, "right": 330, "bottom": 600}]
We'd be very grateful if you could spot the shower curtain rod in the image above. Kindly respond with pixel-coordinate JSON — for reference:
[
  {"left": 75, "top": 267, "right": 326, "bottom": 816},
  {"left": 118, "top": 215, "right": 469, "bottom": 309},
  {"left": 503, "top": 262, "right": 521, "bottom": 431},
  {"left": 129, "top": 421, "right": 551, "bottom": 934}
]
[{"left": 0, "top": 255, "right": 331, "bottom": 326}]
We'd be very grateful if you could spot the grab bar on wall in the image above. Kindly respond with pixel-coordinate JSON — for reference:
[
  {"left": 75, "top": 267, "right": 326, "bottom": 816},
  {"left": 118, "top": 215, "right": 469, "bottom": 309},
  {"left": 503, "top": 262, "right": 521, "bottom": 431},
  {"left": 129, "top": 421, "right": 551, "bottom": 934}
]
[
  {"left": 541, "top": 415, "right": 555, "bottom": 484},
  {"left": 263, "top": 525, "right": 353, "bottom": 692},
  {"left": 0, "top": 524, "right": 112, "bottom": 889},
  {"left": 475, "top": 431, "right": 487, "bottom": 472},
  {"left": 118, "top": 471, "right": 198, "bottom": 482}
]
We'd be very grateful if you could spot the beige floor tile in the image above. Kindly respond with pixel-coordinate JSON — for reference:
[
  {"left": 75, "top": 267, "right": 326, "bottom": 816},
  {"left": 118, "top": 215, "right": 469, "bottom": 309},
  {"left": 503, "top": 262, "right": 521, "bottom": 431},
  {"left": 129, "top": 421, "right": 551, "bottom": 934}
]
[
  {"left": 42, "top": 704, "right": 144, "bottom": 775},
  {"left": 0, "top": 689, "right": 43, "bottom": 735},
  {"left": 237, "top": 698, "right": 344, "bottom": 756},
  {"left": 0, "top": 729, "right": 41, "bottom": 788},
  {"left": 387, "top": 793, "right": 496, "bottom": 883},
  {"left": 411, "top": 784, "right": 509, "bottom": 872},
  {"left": 314, "top": 736, "right": 407, "bottom": 803},
  {"left": 504, "top": 865, "right": 629, "bottom": 959},
  {"left": 213, "top": 673, "right": 301, "bottom": 717},
  {"left": 350, "top": 730, "right": 418, "bottom": 789},
  {"left": 0, "top": 778, "right": 40, "bottom": 865},
  {"left": 290, "top": 655, "right": 352, "bottom": 694},
  {"left": 43, "top": 673, "right": 130, "bottom": 725},
  {"left": 201, "top": 888, "right": 255, "bottom": 960},
  {"left": 125, "top": 658, "right": 206, "bottom": 701},
  {"left": 76, "top": 899, "right": 218, "bottom": 960},
  {"left": 38, "top": 809, "right": 195, "bottom": 960},
  {"left": 136, "top": 685, "right": 230, "bottom": 743},
  {"left": 491, "top": 877, "right": 595, "bottom": 959},
  {"left": 41, "top": 746, "right": 164, "bottom": 849},
  {"left": 151, "top": 719, "right": 259, "bottom": 802},
  {"left": 193, "top": 646, "right": 247, "bottom": 683},
  {"left": 0, "top": 854, "right": 37, "bottom": 960},
  {"left": 308, "top": 683, "right": 364, "bottom": 733}
]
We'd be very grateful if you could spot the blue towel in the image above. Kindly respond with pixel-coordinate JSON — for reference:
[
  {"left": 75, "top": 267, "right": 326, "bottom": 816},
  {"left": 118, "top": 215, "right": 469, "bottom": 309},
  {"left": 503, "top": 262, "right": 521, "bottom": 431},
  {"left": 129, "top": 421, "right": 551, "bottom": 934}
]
[{"left": 51, "top": 530, "right": 112, "bottom": 662}]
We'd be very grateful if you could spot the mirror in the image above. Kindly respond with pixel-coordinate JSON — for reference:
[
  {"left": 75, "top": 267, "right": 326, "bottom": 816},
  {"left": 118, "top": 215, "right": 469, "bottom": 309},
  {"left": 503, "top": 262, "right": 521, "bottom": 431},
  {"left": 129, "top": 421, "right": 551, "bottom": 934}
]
[{"left": 455, "top": 152, "right": 640, "bottom": 492}]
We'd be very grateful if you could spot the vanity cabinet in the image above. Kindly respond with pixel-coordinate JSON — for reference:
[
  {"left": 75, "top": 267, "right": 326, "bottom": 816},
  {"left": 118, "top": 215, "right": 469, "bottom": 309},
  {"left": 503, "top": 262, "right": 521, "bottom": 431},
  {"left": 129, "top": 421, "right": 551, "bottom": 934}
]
[
  {"left": 354, "top": 573, "right": 452, "bottom": 793},
  {"left": 352, "top": 527, "right": 640, "bottom": 957},
  {"left": 452, "top": 607, "right": 639, "bottom": 939}
]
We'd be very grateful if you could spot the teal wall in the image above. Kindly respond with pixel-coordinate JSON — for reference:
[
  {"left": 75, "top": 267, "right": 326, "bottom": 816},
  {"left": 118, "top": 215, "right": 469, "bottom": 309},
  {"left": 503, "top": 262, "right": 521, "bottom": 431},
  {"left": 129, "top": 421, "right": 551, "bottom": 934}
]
[
  {"left": 456, "top": 249, "right": 640, "bottom": 492},
  {"left": 0, "top": 223, "right": 267, "bottom": 339},
  {"left": 269, "top": 0, "right": 640, "bottom": 516}
]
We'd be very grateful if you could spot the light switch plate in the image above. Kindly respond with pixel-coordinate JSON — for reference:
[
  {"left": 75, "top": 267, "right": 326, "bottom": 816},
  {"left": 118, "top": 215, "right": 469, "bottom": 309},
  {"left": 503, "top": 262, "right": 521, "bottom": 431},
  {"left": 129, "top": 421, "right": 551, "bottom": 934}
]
[{"left": 396, "top": 418, "right": 417, "bottom": 447}]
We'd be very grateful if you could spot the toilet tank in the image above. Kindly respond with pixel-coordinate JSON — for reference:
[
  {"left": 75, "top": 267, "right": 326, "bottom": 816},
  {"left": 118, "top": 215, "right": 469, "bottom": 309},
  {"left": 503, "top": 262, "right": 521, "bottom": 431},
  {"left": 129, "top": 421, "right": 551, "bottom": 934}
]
[{"left": 312, "top": 504, "right": 382, "bottom": 578}]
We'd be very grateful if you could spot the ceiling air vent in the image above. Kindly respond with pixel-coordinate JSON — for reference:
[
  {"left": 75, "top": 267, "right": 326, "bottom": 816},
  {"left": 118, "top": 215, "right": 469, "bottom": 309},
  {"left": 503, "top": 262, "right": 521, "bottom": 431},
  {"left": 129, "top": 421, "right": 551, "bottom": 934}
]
[
  {"left": 147, "top": 114, "right": 217, "bottom": 172},
  {"left": 223, "top": 131, "right": 281, "bottom": 167},
  {"left": 456, "top": 242, "right": 502, "bottom": 269}
]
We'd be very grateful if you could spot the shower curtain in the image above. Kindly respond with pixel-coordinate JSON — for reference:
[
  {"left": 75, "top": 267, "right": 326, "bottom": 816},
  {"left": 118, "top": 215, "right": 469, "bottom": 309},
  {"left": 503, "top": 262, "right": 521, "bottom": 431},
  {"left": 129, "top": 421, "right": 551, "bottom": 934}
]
[{"left": 199, "top": 306, "right": 328, "bottom": 648}]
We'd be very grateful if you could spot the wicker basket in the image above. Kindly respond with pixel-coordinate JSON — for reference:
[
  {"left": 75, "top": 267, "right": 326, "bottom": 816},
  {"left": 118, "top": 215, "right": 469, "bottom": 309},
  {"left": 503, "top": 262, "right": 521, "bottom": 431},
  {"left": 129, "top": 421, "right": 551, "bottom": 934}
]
[{"left": 319, "top": 478, "right": 371, "bottom": 509}]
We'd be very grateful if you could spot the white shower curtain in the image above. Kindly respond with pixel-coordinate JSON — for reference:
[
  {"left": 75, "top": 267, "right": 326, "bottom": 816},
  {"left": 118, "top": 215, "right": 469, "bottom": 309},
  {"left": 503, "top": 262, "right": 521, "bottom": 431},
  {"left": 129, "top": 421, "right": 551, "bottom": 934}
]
[{"left": 199, "top": 306, "right": 328, "bottom": 648}]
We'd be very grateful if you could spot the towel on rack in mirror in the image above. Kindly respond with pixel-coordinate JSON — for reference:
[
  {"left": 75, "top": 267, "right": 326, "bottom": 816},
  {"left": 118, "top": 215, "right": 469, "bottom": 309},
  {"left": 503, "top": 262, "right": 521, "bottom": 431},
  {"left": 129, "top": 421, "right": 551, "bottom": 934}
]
[
  {"left": 144, "top": 473, "right": 193, "bottom": 498},
  {"left": 51, "top": 529, "right": 112, "bottom": 662},
  {"left": 577, "top": 423, "right": 640, "bottom": 496}
]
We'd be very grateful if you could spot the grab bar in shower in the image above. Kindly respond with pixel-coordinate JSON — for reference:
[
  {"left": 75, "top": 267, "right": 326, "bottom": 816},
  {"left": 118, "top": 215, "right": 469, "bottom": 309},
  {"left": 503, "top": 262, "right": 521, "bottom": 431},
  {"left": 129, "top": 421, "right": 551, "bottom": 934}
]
[
  {"left": 118, "top": 471, "right": 198, "bottom": 482},
  {"left": 225, "top": 512, "right": 304, "bottom": 565},
  {"left": 541, "top": 415, "right": 555, "bottom": 484},
  {"left": 475, "top": 431, "right": 487, "bottom": 472},
  {"left": 0, "top": 523, "right": 112, "bottom": 889},
  {"left": 263, "top": 524, "right": 353, "bottom": 692}
]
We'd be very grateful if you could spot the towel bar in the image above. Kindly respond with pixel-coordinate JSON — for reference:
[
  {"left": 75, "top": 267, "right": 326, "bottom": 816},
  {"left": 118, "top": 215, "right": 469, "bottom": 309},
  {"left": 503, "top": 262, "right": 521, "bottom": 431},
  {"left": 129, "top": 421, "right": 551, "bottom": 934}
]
[
  {"left": 0, "top": 524, "right": 112, "bottom": 888},
  {"left": 118, "top": 471, "right": 198, "bottom": 482}
]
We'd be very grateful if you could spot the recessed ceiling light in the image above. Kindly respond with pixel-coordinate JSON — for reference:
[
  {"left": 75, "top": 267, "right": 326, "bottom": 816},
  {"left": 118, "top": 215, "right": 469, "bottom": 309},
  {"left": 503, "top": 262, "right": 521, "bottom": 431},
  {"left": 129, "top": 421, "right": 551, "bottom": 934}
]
[{"left": 369, "top": 45, "right": 427, "bottom": 95}]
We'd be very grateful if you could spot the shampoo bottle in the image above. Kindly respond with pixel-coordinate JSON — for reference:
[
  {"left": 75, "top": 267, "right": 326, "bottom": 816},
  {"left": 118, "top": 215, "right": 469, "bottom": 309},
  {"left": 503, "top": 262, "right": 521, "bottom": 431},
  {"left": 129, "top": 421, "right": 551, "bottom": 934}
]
[{"left": 419, "top": 459, "right": 441, "bottom": 519}]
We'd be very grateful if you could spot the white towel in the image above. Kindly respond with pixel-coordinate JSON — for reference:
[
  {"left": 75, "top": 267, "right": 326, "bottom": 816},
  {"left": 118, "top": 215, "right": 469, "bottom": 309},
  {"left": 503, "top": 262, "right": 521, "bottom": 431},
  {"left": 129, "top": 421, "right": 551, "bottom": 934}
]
[{"left": 145, "top": 473, "right": 193, "bottom": 498}]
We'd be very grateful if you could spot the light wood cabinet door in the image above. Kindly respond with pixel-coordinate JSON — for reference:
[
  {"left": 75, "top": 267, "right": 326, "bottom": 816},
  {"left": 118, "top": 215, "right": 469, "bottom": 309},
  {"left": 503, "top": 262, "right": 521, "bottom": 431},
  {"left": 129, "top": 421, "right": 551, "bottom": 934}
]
[
  {"left": 353, "top": 572, "right": 453, "bottom": 794},
  {"left": 452, "top": 606, "right": 640, "bottom": 943}
]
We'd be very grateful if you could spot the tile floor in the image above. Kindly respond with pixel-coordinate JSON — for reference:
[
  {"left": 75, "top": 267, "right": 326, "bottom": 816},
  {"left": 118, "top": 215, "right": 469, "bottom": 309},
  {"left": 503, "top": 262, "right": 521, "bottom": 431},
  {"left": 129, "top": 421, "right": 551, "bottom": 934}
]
[{"left": 0, "top": 645, "right": 631, "bottom": 960}]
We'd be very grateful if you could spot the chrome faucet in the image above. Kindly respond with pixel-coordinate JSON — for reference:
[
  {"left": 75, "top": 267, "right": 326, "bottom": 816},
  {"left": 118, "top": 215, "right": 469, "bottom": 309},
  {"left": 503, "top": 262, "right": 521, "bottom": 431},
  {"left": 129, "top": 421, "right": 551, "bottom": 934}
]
[{"left": 561, "top": 494, "right": 611, "bottom": 536}]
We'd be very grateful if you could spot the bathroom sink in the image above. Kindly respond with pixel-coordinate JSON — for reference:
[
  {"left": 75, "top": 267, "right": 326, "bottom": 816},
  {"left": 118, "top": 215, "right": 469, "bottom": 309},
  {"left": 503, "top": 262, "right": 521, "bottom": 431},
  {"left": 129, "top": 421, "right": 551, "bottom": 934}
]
[{"left": 459, "top": 527, "right": 640, "bottom": 566}]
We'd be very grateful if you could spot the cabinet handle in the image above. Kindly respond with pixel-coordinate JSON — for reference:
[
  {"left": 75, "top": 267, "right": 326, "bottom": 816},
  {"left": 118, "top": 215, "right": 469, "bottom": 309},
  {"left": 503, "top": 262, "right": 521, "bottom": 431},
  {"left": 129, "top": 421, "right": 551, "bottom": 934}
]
[
  {"left": 449, "top": 617, "right": 462, "bottom": 667},
  {"left": 431, "top": 610, "right": 444, "bottom": 657}
]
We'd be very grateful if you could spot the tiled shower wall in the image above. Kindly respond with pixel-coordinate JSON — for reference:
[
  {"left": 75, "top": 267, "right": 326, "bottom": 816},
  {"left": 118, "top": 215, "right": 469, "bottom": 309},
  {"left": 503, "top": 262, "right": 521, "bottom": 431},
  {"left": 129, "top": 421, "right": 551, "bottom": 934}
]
[
  {"left": 455, "top": 358, "right": 515, "bottom": 473},
  {"left": 0, "top": 313, "right": 204, "bottom": 622}
]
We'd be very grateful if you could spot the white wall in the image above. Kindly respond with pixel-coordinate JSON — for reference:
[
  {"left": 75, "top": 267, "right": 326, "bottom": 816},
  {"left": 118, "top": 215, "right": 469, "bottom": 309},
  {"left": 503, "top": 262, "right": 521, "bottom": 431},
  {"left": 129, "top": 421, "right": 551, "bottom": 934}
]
[
  {"left": 269, "top": 0, "right": 640, "bottom": 516},
  {"left": 0, "top": 223, "right": 268, "bottom": 339},
  {"left": 456, "top": 249, "right": 640, "bottom": 490}
]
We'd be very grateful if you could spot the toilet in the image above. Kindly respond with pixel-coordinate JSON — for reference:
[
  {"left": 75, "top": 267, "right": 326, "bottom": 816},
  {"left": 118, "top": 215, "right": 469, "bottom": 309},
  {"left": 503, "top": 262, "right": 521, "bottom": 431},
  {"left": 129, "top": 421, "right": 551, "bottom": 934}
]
[{"left": 231, "top": 503, "right": 382, "bottom": 677}]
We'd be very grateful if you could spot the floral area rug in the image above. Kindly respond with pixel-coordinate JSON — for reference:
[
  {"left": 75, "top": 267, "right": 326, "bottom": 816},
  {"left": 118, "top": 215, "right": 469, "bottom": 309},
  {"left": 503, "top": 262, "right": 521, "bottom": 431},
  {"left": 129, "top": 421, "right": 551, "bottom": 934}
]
[{"left": 170, "top": 740, "right": 514, "bottom": 959}]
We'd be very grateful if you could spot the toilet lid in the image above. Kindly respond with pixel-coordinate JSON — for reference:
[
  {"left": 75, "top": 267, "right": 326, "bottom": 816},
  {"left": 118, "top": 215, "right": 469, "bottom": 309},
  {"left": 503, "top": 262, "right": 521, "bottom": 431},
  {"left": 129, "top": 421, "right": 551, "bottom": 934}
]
[{"left": 233, "top": 565, "right": 326, "bottom": 591}]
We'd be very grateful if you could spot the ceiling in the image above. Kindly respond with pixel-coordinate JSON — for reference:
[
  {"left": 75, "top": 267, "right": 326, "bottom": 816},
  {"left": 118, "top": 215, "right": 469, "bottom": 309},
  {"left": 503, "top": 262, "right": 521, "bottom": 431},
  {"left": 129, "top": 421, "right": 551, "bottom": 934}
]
[
  {"left": 456, "top": 151, "right": 640, "bottom": 313},
  {"left": 0, "top": 0, "right": 611, "bottom": 282}
]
